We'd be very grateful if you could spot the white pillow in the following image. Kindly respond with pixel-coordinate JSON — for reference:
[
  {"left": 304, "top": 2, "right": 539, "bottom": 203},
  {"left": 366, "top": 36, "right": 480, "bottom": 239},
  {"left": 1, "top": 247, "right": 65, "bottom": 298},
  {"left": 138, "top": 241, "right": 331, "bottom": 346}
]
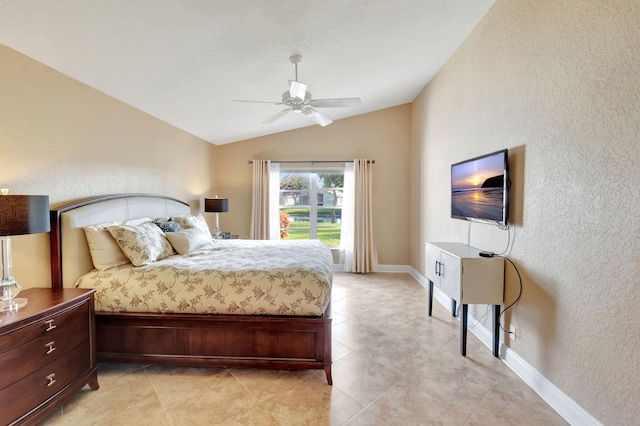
[
  {"left": 106, "top": 222, "right": 174, "bottom": 266},
  {"left": 83, "top": 218, "right": 151, "bottom": 270},
  {"left": 165, "top": 227, "right": 213, "bottom": 255},
  {"left": 172, "top": 213, "right": 211, "bottom": 237},
  {"left": 84, "top": 222, "right": 128, "bottom": 270}
]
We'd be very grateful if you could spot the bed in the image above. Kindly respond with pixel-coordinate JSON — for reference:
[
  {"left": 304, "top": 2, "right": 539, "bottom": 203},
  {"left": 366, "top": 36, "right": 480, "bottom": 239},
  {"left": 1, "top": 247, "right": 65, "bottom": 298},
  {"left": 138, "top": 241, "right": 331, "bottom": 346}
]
[{"left": 50, "top": 194, "right": 333, "bottom": 384}]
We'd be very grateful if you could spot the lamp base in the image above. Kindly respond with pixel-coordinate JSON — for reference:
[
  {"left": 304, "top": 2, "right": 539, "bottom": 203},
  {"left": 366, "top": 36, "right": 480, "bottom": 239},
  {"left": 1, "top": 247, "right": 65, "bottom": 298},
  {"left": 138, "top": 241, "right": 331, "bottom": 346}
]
[
  {"left": 213, "top": 226, "right": 222, "bottom": 240},
  {"left": 0, "top": 297, "right": 28, "bottom": 312}
]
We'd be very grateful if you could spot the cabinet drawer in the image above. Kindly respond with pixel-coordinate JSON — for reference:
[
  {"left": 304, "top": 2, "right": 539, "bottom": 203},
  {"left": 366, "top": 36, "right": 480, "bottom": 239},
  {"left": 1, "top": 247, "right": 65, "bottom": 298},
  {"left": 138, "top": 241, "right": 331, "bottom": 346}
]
[
  {"left": 0, "top": 313, "right": 89, "bottom": 390},
  {"left": 0, "top": 301, "right": 89, "bottom": 354},
  {"left": 0, "top": 340, "right": 91, "bottom": 425}
]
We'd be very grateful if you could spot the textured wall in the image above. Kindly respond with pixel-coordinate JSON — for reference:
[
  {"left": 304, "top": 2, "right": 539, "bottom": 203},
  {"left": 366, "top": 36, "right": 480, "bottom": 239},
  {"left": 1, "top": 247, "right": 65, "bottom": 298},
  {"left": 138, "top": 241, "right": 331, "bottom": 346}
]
[
  {"left": 215, "top": 105, "right": 412, "bottom": 266},
  {"left": 411, "top": 0, "right": 640, "bottom": 424},
  {"left": 0, "top": 45, "right": 213, "bottom": 287}
]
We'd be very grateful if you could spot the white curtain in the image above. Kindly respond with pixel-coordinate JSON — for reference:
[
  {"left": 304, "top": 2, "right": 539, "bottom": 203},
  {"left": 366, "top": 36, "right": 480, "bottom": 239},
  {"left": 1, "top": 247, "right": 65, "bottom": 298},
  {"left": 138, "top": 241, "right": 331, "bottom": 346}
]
[
  {"left": 250, "top": 159, "right": 270, "bottom": 239},
  {"left": 340, "top": 162, "right": 355, "bottom": 269},
  {"left": 268, "top": 162, "right": 281, "bottom": 240},
  {"left": 340, "top": 159, "right": 378, "bottom": 273}
]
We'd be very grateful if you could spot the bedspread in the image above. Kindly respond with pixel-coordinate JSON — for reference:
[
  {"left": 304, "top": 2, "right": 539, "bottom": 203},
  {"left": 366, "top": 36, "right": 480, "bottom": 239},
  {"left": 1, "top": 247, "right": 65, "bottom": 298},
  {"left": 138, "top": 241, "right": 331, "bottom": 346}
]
[{"left": 75, "top": 239, "right": 333, "bottom": 316}]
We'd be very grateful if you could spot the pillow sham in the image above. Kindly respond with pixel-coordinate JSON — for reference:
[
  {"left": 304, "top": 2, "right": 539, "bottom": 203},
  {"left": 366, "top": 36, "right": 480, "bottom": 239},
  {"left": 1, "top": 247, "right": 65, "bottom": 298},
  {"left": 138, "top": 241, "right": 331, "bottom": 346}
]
[
  {"left": 83, "top": 218, "right": 152, "bottom": 270},
  {"left": 165, "top": 227, "right": 213, "bottom": 255},
  {"left": 172, "top": 213, "right": 211, "bottom": 237},
  {"left": 154, "top": 218, "right": 183, "bottom": 233},
  {"left": 107, "top": 222, "right": 174, "bottom": 266},
  {"left": 84, "top": 222, "right": 129, "bottom": 270}
]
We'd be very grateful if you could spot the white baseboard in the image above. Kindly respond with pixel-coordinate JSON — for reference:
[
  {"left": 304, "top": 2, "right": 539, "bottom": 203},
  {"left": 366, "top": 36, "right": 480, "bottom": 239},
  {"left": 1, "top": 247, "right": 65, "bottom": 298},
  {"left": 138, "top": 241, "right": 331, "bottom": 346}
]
[
  {"left": 407, "top": 266, "right": 602, "bottom": 426},
  {"left": 333, "top": 264, "right": 414, "bottom": 273}
]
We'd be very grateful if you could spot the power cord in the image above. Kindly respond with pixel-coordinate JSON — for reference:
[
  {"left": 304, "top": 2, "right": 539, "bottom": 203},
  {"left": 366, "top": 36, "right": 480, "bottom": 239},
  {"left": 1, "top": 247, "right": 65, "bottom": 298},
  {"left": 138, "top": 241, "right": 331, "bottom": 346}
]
[
  {"left": 467, "top": 304, "right": 492, "bottom": 329},
  {"left": 496, "top": 255, "right": 522, "bottom": 334},
  {"left": 468, "top": 222, "right": 512, "bottom": 256},
  {"left": 495, "top": 224, "right": 512, "bottom": 256}
]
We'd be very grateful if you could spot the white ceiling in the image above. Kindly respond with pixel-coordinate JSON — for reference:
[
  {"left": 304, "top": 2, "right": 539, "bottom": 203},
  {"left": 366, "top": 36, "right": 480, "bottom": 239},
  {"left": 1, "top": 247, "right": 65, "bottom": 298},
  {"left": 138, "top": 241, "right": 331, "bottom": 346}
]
[{"left": 0, "top": 0, "right": 495, "bottom": 145}]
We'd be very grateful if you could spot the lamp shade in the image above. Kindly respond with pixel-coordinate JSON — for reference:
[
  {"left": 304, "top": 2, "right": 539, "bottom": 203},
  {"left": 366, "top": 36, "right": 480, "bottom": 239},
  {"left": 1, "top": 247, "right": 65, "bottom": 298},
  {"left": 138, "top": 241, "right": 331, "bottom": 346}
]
[
  {"left": 0, "top": 195, "right": 50, "bottom": 236},
  {"left": 204, "top": 198, "right": 229, "bottom": 213}
]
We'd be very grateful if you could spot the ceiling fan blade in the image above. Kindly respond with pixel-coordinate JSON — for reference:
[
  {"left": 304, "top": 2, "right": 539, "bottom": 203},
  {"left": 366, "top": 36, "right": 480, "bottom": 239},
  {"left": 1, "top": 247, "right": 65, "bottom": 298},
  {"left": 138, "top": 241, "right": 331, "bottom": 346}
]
[
  {"left": 303, "top": 107, "right": 333, "bottom": 127},
  {"left": 262, "top": 108, "right": 292, "bottom": 124},
  {"left": 289, "top": 80, "right": 307, "bottom": 100},
  {"left": 310, "top": 98, "right": 362, "bottom": 108},
  {"left": 233, "top": 99, "right": 282, "bottom": 104}
]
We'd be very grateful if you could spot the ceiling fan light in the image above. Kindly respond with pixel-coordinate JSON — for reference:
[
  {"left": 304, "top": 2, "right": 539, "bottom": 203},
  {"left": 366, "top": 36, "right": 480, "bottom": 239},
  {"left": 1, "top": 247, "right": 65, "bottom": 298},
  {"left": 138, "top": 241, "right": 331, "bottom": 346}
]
[{"left": 289, "top": 80, "right": 307, "bottom": 101}]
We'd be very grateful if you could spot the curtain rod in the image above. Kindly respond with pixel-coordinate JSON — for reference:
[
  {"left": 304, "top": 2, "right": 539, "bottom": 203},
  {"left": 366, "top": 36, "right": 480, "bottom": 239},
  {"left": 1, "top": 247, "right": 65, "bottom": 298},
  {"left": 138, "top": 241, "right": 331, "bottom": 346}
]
[{"left": 247, "top": 160, "right": 375, "bottom": 164}]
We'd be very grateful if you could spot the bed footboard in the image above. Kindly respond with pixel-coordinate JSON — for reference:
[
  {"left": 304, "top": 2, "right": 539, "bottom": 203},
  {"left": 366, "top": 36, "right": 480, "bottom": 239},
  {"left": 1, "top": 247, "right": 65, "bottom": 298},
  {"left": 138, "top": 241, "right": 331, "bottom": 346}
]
[{"left": 95, "top": 308, "right": 332, "bottom": 384}]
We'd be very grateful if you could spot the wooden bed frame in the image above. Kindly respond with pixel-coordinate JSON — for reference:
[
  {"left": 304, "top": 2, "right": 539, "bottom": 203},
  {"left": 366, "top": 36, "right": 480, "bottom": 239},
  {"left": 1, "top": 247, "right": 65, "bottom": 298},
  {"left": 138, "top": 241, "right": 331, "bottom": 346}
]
[{"left": 49, "top": 194, "right": 332, "bottom": 384}]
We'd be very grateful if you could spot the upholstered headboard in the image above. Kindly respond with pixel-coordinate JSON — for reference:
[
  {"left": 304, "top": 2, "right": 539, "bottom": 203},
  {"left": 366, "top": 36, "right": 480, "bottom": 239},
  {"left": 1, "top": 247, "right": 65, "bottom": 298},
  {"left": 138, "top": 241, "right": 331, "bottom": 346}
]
[{"left": 50, "top": 194, "right": 191, "bottom": 289}]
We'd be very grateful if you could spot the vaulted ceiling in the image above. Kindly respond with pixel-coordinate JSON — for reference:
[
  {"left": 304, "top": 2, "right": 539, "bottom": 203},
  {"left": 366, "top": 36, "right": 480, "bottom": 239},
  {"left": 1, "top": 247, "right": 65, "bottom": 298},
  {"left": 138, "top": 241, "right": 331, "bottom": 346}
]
[{"left": 0, "top": 0, "right": 495, "bottom": 145}]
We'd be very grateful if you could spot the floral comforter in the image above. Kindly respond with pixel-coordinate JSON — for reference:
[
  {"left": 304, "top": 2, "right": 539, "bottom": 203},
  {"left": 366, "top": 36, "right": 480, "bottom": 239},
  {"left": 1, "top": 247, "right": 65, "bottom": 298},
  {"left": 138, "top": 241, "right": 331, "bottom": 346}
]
[{"left": 75, "top": 239, "right": 333, "bottom": 316}]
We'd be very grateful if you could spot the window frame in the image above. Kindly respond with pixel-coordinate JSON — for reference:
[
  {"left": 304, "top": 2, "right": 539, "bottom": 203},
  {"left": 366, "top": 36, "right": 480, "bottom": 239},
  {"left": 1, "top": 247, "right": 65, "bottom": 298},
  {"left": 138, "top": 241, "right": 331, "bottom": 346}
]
[{"left": 278, "top": 166, "right": 345, "bottom": 247}]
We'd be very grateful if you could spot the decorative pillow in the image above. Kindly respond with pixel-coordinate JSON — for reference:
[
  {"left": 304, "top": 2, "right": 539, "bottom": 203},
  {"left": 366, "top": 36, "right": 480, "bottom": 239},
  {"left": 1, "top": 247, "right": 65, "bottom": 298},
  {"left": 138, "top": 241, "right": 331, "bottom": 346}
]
[
  {"left": 165, "top": 227, "right": 213, "bottom": 255},
  {"left": 172, "top": 213, "right": 211, "bottom": 237},
  {"left": 154, "top": 218, "right": 183, "bottom": 233},
  {"left": 83, "top": 222, "right": 129, "bottom": 270},
  {"left": 83, "top": 218, "right": 152, "bottom": 270},
  {"left": 106, "top": 222, "right": 175, "bottom": 266}
]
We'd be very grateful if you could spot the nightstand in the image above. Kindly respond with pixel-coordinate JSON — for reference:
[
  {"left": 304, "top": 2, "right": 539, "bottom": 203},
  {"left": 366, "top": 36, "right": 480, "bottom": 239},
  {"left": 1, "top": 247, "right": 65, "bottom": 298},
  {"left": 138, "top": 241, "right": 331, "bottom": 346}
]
[{"left": 0, "top": 287, "right": 98, "bottom": 425}]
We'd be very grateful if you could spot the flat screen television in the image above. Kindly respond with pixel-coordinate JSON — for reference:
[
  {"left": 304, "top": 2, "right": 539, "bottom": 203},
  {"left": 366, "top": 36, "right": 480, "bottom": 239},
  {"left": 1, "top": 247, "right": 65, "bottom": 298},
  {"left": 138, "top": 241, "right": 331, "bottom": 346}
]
[{"left": 451, "top": 149, "right": 508, "bottom": 226}]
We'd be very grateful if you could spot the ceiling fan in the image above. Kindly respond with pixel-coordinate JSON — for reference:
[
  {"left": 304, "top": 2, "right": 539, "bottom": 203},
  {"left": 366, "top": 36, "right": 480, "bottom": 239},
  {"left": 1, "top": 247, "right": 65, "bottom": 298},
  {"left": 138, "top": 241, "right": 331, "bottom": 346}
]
[{"left": 233, "top": 55, "right": 362, "bottom": 127}]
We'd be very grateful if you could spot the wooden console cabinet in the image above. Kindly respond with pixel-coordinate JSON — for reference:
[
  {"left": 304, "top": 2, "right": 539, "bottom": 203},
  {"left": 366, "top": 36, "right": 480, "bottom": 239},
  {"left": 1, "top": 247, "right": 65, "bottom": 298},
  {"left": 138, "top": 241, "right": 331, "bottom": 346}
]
[
  {"left": 0, "top": 288, "right": 98, "bottom": 425},
  {"left": 426, "top": 242, "right": 504, "bottom": 357}
]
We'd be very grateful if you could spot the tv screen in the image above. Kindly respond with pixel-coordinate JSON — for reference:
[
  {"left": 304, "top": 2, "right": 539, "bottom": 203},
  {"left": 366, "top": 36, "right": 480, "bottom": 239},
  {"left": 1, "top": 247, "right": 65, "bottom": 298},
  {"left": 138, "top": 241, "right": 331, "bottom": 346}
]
[{"left": 451, "top": 149, "right": 508, "bottom": 226}]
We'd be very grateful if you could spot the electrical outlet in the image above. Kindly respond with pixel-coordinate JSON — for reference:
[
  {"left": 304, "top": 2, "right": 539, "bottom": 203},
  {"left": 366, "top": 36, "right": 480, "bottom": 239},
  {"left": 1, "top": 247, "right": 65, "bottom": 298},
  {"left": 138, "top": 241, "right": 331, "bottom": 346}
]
[{"left": 509, "top": 324, "right": 516, "bottom": 340}]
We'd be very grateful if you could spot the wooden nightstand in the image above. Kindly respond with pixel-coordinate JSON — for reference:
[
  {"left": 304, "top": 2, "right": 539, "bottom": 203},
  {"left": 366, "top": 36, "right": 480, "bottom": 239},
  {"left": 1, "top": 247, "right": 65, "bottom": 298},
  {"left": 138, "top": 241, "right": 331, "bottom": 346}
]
[{"left": 0, "top": 287, "right": 98, "bottom": 425}]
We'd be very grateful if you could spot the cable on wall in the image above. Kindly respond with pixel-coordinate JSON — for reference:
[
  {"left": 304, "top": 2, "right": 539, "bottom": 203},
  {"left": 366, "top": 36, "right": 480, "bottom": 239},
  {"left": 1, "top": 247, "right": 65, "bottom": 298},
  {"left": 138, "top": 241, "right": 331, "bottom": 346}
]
[{"left": 496, "top": 255, "right": 523, "bottom": 334}]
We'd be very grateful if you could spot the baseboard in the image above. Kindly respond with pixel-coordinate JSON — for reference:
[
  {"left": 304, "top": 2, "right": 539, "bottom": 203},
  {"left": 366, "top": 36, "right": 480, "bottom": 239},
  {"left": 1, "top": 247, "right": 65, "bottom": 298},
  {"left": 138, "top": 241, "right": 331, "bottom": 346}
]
[
  {"left": 333, "top": 264, "right": 414, "bottom": 273},
  {"left": 407, "top": 266, "right": 602, "bottom": 426},
  {"left": 377, "top": 264, "right": 413, "bottom": 273}
]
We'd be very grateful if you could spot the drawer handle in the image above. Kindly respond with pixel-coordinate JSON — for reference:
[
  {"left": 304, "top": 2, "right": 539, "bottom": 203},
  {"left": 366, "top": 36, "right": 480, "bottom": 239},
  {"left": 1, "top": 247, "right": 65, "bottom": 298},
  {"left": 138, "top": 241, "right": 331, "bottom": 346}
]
[
  {"left": 45, "top": 319, "right": 57, "bottom": 332},
  {"left": 46, "top": 341, "right": 56, "bottom": 355},
  {"left": 46, "top": 373, "right": 56, "bottom": 387}
]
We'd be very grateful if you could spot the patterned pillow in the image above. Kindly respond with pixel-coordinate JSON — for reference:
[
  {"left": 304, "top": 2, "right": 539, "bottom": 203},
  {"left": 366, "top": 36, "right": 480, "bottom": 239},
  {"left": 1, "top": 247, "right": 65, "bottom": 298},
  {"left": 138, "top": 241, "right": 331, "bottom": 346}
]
[
  {"left": 154, "top": 218, "right": 183, "bottom": 233},
  {"left": 172, "top": 214, "right": 211, "bottom": 237},
  {"left": 165, "top": 228, "right": 213, "bottom": 255},
  {"left": 107, "top": 222, "right": 175, "bottom": 266},
  {"left": 83, "top": 218, "right": 152, "bottom": 270}
]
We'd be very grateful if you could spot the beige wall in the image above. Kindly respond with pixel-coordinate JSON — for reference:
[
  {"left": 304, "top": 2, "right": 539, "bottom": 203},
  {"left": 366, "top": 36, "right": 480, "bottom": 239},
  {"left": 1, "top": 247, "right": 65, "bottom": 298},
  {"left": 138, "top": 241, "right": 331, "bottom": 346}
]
[
  {"left": 0, "top": 45, "right": 214, "bottom": 288},
  {"left": 215, "top": 105, "right": 412, "bottom": 266},
  {"left": 411, "top": 1, "right": 640, "bottom": 424}
]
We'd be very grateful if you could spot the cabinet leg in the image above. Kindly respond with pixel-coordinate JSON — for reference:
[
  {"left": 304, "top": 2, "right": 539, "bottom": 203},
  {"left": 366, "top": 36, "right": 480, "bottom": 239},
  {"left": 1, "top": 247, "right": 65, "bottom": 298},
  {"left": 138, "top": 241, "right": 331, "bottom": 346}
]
[
  {"left": 460, "top": 304, "right": 468, "bottom": 356},
  {"left": 493, "top": 305, "right": 500, "bottom": 358},
  {"left": 428, "top": 280, "right": 433, "bottom": 316},
  {"left": 451, "top": 299, "right": 457, "bottom": 317}
]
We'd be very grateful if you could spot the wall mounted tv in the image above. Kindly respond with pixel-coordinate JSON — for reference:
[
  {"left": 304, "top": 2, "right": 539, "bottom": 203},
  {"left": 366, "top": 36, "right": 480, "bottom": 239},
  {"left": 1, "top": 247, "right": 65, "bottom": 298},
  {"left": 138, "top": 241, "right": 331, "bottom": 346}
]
[{"left": 451, "top": 149, "right": 508, "bottom": 226}]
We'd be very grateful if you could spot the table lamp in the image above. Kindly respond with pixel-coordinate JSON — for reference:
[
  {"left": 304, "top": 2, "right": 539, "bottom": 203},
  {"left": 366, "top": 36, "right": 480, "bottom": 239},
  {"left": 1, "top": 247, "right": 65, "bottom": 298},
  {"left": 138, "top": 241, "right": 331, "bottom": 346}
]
[
  {"left": 0, "top": 192, "right": 50, "bottom": 312},
  {"left": 204, "top": 196, "right": 229, "bottom": 239}
]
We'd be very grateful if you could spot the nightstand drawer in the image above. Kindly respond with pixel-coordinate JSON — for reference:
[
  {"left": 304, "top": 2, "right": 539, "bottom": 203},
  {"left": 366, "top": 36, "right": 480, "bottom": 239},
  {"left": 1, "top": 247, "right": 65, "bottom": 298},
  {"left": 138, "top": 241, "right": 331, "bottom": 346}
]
[
  {"left": 0, "top": 313, "right": 89, "bottom": 390},
  {"left": 0, "top": 340, "right": 90, "bottom": 425},
  {"left": 0, "top": 301, "right": 89, "bottom": 354}
]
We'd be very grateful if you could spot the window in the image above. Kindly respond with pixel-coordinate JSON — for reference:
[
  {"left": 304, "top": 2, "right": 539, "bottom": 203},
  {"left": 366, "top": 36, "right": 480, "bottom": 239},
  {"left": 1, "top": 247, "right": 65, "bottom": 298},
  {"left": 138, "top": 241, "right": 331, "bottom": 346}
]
[{"left": 278, "top": 168, "right": 344, "bottom": 247}]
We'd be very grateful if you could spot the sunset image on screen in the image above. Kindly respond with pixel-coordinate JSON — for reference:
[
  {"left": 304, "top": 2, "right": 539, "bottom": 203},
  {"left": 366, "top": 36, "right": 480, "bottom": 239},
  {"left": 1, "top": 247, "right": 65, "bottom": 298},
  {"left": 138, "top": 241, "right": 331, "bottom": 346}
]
[{"left": 451, "top": 152, "right": 505, "bottom": 223}]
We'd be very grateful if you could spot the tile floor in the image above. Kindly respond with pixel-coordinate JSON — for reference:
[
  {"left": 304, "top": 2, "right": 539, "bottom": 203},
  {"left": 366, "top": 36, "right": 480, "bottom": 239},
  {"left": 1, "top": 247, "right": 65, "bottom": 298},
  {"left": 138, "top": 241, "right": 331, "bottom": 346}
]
[{"left": 40, "top": 273, "right": 567, "bottom": 425}]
